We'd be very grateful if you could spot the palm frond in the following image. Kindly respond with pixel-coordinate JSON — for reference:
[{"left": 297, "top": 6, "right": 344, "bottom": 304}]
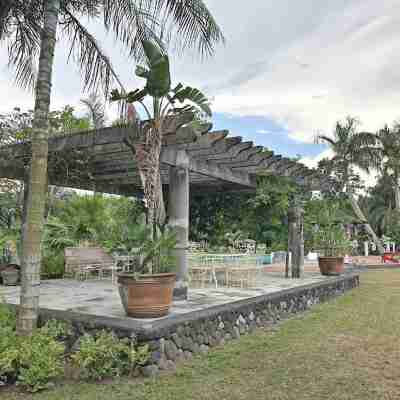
[
  {"left": 140, "top": 0, "right": 225, "bottom": 57},
  {"left": 102, "top": 0, "right": 163, "bottom": 61},
  {"left": 316, "top": 135, "right": 335, "bottom": 146},
  {"left": 5, "top": 2, "right": 42, "bottom": 89},
  {"left": 60, "top": 0, "right": 99, "bottom": 17},
  {"left": 348, "top": 131, "right": 381, "bottom": 171},
  {"left": 110, "top": 88, "right": 148, "bottom": 103},
  {"left": 350, "top": 131, "right": 378, "bottom": 147},
  {"left": 60, "top": 7, "right": 125, "bottom": 95}
]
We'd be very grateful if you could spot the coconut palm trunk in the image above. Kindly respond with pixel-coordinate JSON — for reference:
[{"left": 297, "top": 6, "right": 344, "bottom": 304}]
[
  {"left": 17, "top": 0, "right": 60, "bottom": 336},
  {"left": 347, "top": 192, "right": 385, "bottom": 255}
]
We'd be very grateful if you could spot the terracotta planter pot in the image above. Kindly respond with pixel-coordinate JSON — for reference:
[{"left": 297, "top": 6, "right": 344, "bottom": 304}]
[
  {"left": 117, "top": 273, "right": 176, "bottom": 318},
  {"left": 318, "top": 256, "right": 344, "bottom": 276}
]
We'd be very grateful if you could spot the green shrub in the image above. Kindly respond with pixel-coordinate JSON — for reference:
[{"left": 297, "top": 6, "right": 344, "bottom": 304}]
[
  {"left": 0, "top": 328, "right": 65, "bottom": 392},
  {"left": 0, "top": 326, "right": 19, "bottom": 384},
  {"left": 17, "top": 333, "right": 65, "bottom": 391},
  {"left": 41, "top": 251, "right": 65, "bottom": 279},
  {"left": 0, "top": 301, "right": 16, "bottom": 329},
  {"left": 40, "top": 319, "right": 72, "bottom": 341},
  {"left": 71, "top": 331, "right": 149, "bottom": 381}
]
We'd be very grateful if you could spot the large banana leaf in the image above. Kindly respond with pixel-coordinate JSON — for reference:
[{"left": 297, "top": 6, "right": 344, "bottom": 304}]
[
  {"left": 139, "top": 40, "right": 171, "bottom": 97},
  {"left": 110, "top": 88, "right": 148, "bottom": 104},
  {"left": 170, "top": 85, "right": 212, "bottom": 117}
]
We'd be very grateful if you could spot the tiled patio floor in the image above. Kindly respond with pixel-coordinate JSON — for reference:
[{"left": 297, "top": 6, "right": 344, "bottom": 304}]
[{"left": 0, "top": 268, "right": 337, "bottom": 322}]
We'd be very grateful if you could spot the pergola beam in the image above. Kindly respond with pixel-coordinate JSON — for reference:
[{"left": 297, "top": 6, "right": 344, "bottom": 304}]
[{"left": 161, "top": 148, "right": 255, "bottom": 188}]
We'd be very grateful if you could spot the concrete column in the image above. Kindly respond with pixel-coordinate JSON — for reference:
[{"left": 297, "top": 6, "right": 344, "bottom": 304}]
[
  {"left": 168, "top": 150, "right": 190, "bottom": 300},
  {"left": 364, "top": 241, "right": 369, "bottom": 256},
  {"left": 288, "top": 200, "right": 304, "bottom": 279}
]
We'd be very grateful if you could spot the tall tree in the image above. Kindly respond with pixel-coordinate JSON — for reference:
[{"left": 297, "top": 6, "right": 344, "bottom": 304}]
[
  {"left": 17, "top": 0, "right": 60, "bottom": 336},
  {"left": 1, "top": 0, "right": 223, "bottom": 335},
  {"left": 359, "top": 173, "right": 396, "bottom": 238},
  {"left": 317, "top": 116, "right": 384, "bottom": 254},
  {"left": 377, "top": 125, "right": 400, "bottom": 211}
]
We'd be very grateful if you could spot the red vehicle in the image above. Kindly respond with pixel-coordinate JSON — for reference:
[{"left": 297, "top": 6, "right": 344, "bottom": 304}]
[{"left": 382, "top": 252, "right": 400, "bottom": 264}]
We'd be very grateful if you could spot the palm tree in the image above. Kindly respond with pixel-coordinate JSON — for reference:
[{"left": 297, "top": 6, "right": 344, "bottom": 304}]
[
  {"left": 81, "top": 93, "right": 106, "bottom": 130},
  {"left": 317, "top": 116, "right": 385, "bottom": 254},
  {"left": 377, "top": 125, "right": 400, "bottom": 211},
  {"left": 360, "top": 173, "right": 396, "bottom": 238},
  {"left": 1, "top": 0, "right": 224, "bottom": 335}
]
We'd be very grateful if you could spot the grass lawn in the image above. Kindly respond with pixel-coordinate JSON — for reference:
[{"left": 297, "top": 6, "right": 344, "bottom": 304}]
[{"left": 3, "top": 270, "right": 400, "bottom": 400}]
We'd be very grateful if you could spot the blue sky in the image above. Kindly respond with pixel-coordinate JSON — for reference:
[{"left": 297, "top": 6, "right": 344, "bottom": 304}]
[{"left": 212, "top": 113, "right": 327, "bottom": 159}]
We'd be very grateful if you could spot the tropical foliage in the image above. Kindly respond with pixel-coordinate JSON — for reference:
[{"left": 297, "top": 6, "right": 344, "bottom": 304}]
[{"left": 190, "top": 175, "right": 298, "bottom": 252}]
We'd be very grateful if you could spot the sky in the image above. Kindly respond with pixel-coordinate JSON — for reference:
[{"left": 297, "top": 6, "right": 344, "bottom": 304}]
[{"left": 1, "top": 0, "right": 400, "bottom": 180}]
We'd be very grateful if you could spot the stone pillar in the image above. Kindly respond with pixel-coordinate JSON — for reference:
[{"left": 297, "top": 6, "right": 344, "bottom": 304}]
[
  {"left": 168, "top": 150, "right": 190, "bottom": 300},
  {"left": 288, "top": 200, "right": 304, "bottom": 279}
]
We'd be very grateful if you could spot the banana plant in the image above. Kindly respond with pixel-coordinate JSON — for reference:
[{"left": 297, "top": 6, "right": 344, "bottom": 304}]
[{"left": 110, "top": 40, "right": 211, "bottom": 246}]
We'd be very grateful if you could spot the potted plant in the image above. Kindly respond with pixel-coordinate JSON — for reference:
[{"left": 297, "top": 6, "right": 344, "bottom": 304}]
[
  {"left": 309, "top": 201, "right": 352, "bottom": 276},
  {"left": 117, "top": 227, "right": 177, "bottom": 318},
  {"left": 110, "top": 40, "right": 211, "bottom": 317},
  {"left": 315, "top": 226, "right": 351, "bottom": 275}
]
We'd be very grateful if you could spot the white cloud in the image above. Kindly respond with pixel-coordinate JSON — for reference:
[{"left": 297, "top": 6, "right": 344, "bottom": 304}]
[
  {"left": 300, "top": 149, "right": 333, "bottom": 169},
  {"left": 197, "top": 0, "right": 400, "bottom": 143},
  {"left": 256, "top": 129, "right": 275, "bottom": 134}
]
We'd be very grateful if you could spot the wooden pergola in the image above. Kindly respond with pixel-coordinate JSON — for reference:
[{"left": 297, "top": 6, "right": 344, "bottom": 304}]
[{"left": 0, "top": 120, "right": 330, "bottom": 298}]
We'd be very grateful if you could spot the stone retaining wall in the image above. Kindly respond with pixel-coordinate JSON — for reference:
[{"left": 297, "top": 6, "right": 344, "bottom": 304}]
[{"left": 37, "top": 274, "right": 359, "bottom": 377}]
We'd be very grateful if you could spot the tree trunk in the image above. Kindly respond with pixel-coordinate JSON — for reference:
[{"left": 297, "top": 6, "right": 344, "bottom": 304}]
[
  {"left": 130, "top": 122, "right": 165, "bottom": 274},
  {"left": 347, "top": 193, "right": 385, "bottom": 255},
  {"left": 17, "top": 0, "right": 60, "bottom": 336},
  {"left": 394, "top": 179, "right": 400, "bottom": 211},
  {"left": 287, "top": 201, "right": 304, "bottom": 279}
]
